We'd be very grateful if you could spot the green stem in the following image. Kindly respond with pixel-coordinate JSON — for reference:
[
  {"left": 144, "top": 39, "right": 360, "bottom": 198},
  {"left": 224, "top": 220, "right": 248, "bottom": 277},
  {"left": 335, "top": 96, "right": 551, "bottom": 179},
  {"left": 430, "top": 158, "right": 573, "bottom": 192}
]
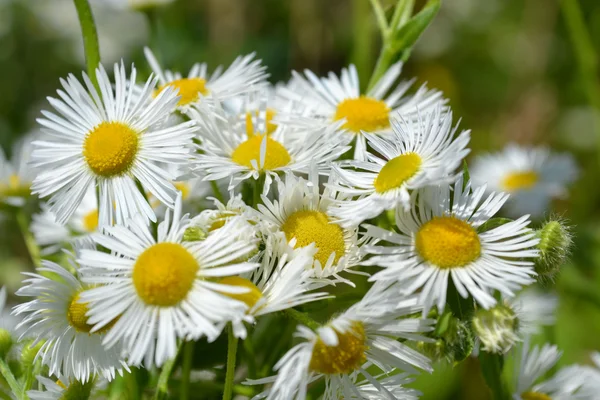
[
  {"left": 154, "top": 344, "right": 182, "bottom": 400},
  {"left": 367, "top": 44, "right": 397, "bottom": 92},
  {"left": 252, "top": 175, "right": 265, "bottom": 208},
  {"left": 16, "top": 211, "right": 40, "bottom": 268},
  {"left": 368, "top": 0, "right": 388, "bottom": 36},
  {"left": 222, "top": 326, "right": 239, "bottom": 400},
  {"left": 73, "top": 0, "right": 101, "bottom": 90},
  {"left": 283, "top": 308, "right": 320, "bottom": 330},
  {"left": 180, "top": 341, "right": 194, "bottom": 400},
  {"left": 0, "top": 358, "right": 23, "bottom": 399},
  {"left": 243, "top": 336, "right": 257, "bottom": 379},
  {"left": 478, "top": 352, "right": 510, "bottom": 400},
  {"left": 390, "top": 0, "right": 415, "bottom": 29},
  {"left": 211, "top": 181, "right": 225, "bottom": 204}
]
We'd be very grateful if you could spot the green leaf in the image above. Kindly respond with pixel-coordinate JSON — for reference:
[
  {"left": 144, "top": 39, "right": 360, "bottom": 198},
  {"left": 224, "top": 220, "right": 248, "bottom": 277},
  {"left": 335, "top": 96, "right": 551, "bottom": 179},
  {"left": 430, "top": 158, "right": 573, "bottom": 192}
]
[
  {"left": 388, "top": 0, "right": 441, "bottom": 56},
  {"left": 477, "top": 218, "right": 514, "bottom": 233},
  {"left": 478, "top": 351, "right": 510, "bottom": 400}
]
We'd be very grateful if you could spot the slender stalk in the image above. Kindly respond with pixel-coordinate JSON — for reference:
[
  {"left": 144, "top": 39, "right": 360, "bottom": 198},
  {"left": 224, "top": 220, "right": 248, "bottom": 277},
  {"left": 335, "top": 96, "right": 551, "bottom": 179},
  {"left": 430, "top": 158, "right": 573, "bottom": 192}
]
[
  {"left": 390, "top": 0, "right": 415, "bottom": 29},
  {"left": 252, "top": 175, "right": 265, "bottom": 208},
  {"left": 154, "top": 345, "right": 181, "bottom": 400},
  {"left": 478, "top": 352, "right": 510, "bottom": 400},
  {"left": 180, "top": 341, "right": 194, "bottom": 400},
  {"left": 211, "top": 181, "right": 225, "bottom": 204},
  {"left": 283, "top": 308, "right": 320, "bottom": 330},
  {"left": 367, "top": 44, "right": 397, "bottom": 92},
  {"left": 16, "top": 211, "right": 40, "bottom": 268},
  {"left": 0, "top": 358, "right": 23, "bottom": 399},
  {"left": 222, "top": 326, "right": 239, "bottom": 400},
  {"left": 73, "top": 0, "right": 101, "bottom": 90},
  {"left": 368, "top": 0, "right": 388, "bottom": 36}
]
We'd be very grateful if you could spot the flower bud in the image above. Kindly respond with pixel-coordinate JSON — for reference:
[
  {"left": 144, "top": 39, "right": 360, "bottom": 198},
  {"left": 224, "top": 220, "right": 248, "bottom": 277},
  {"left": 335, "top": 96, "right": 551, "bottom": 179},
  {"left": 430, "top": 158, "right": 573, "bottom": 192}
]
[
  {"left": 183, "top": 226, "right": 207, "bottom": 242},
  {"left": 21, "top": 340, "right": 44, "bottom": 367},
  {"left": 61, "top": 379, "right": 94, "bottom": 400},
  {"left": 0, "top": 329, "right": 12, "bottom": 358},
  {"left": 534, "top": 219, "right": 573, "bottom": 282},
  {"left": 472, "top": 304, "right": 518, "bottom": 354}
]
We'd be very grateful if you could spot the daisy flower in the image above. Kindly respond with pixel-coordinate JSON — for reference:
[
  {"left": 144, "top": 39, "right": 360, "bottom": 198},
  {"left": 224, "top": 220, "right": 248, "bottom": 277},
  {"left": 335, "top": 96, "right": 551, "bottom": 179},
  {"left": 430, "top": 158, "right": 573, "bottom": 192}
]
[
  {"left": 0, "top": 134, "right": 36, "bottom": 207},
  {"left": 509, "top": 288, "right": 557, "bottom": 336},
  {"left": 190, "top": 194, "right": 256, "bottom": 238},
  {"left": 329, "top": 107, "right": 470, "bottom": 226},
  {"left": 246, "top": 284, "right": 434, "bottom": 399},
  {"left": 31, "top": 62, "right": 196, "bottom": 227},
  {"left": 279, "top": 62, "right": 444, "bottom": 160},
  {"left": 191, "top": 99, "right": 351, "bottom": 194},
  {"left": 78, "top": 194, "right": 260, "bottom": 367},
  {"left": 220, "top": 241, "right": 330, "bottom": 339},
  {"left": 144, "top": 47, "right": 267, "bottom": 113},
  {"left": 513, "top": 341, "right": 590, "bottom": 400},
  {"left": 31, "top": 187, "right": 99, "bottom": 255},
  {"left": 362, "top": 175, "right": 539, "bottom": 315},
  {"left": 470, "top": 144, "right": 579, "bottom": 218},
  {"left": 13, "top": 259, "right": 128, "bottom": 382},
  {"left": 256, "top": 168, "right": 365, "bottom": 285}
]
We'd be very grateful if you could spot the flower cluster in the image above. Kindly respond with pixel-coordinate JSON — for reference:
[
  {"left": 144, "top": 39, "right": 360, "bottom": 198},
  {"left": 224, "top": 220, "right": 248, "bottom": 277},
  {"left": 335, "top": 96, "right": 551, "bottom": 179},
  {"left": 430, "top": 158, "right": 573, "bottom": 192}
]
[{"left": 0, "top": 43, "right": 590, "bottom": 400}]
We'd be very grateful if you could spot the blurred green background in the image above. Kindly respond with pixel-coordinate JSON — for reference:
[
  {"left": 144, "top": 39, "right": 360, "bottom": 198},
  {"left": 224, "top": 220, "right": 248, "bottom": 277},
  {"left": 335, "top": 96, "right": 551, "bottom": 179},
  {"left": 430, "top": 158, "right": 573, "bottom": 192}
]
[{"left": 1, "top": 0, "right": 599, "bottom": 398}]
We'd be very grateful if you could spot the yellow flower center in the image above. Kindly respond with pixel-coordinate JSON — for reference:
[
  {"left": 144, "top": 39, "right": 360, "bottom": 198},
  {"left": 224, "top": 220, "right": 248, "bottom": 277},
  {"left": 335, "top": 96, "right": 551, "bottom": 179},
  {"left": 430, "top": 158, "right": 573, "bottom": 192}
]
[
  {"left": 82, "top": 210, "right": 99, "bottom": 232},
  {"left": 218, "top": 276, "right": 263, "bottom": 308},
  {"left": 132, "top": 242, "right": 199, "bottom": 306},
  {"left": 231, "top": 135, "right": 291, "bottom": 171},
  {"left": 309, "top": 321, "right": 368, "bottom": 375},
  {"left": 502, "top": 171, "right": 539, "bottom": 192},
  {"left": 56, "top": 380, "right": 67, "bottom": 389},
  {"left": 0, "top": 174, "right": 30, "bottom": 198},
  {"left": 83, "top": 122, "right": 139, "bottom": 177},
  {"left": 521, "top": 392, "right": 552, "bottom": 400},
  {"left": 159, "top": 77, "right": 209, "bottom": 106},
  {"left": 246, "top": 108, "right": 278, "bottom": 136},
  {"left": 334, "top": 96, "right": 391, "bottom": 133},
  {"left": 174, "top": 182, "right": 191, "bottom": 200},
  {"left": 67, "top": 293, "right": 114, "bottom": 334},
  {"left": 281, "top": 210, "right": 346, "bottom": 267},
  {"left": 415, "top": 216, "right": 481, "bottom": 269},
  {"left": 373, "top": 153, "right": 422, "bottom": 193}
]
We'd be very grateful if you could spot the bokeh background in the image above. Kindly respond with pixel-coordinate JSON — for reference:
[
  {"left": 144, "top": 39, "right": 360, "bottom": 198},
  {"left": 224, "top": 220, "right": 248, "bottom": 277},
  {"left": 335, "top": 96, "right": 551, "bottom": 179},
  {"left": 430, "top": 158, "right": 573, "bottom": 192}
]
[{"left": 1, "top": 0, "right": 599, "bottom": 398}]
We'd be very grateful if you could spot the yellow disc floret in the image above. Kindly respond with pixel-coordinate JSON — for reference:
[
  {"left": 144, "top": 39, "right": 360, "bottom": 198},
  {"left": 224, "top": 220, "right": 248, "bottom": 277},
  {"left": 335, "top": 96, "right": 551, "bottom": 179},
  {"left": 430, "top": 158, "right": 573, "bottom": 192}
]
[
  {"left": 0, "top": 174, "right": 30, "bottom": 199},
  {"left": 218, "top": 276, "right": 263, "bottom": 309},
  {"left": 281, "top": 210, "right": 346, "bottom": 266},
  {"left": 309, "top": 321, "right": 368, "bottom": 375},
  {"left": 415, "top": 216, "right": 481, "bottom": 269},
  {"left": 132, "top": 242, "right": 199, "bottom": 306},
  {"left": 502, "top": 171, "right": 539, "bottom": 192},
  {"left": 82, "top": 210, "right": 99, "bottom": 232},
  {"left": 67, "top": 292, "right": 114, "bottom": 334},
  {"left": 334, "top": 96, "right": 391, "bottom": 133},
  {"left": 520, "top": 392, "right": 551, "bottom": 400},
  {"left": 246, "top": 108, "right": 278, "bottom": 136},
  {"left": 159, "top": 78, "right": 209, "bottom": 106},
  {"left": 83, "top": 122, "right": 139, "bottom": 177},
  {"left": 174, "top": 182, "right": 191, "bottom": 200},
  {"left": 231, "top": 135, "right": 291, "bottom": 171},
  {"left": 373, "top": 153, "right": 422, "bottom": 193}
]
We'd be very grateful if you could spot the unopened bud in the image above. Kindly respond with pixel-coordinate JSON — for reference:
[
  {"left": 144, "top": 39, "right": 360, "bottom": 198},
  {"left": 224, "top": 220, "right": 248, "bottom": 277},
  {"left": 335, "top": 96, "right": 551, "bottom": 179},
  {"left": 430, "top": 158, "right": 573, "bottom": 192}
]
[
  {"left": 448, "top": 321, "right": 474, "bottom": 362},
  {"left": 21, "top": 340, "right": 44, "bottom": 367},
  {"left": 417, "top": 339, "right": 446, "bottom": 362},
  {"left": 535, "top": 219, "right": 573, "bottom": 282},
  {"left": 0, "top": 329, "right": 12, "bottom": 358},
  {"left": 61, "top": 379, "right": 94, "bottom": 400},
  {"left": 472, "top": 304, "right": 518, "bottom": 354},
  {"left": 183, "top": 226, "right": 207, "bottom": 242}
]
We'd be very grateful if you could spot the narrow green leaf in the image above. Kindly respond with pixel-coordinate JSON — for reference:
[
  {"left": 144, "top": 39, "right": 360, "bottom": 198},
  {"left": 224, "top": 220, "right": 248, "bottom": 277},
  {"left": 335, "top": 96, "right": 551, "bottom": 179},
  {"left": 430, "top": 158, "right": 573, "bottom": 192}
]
[{"left": 388, "top": 0, "right": 441, "bottom": 55}]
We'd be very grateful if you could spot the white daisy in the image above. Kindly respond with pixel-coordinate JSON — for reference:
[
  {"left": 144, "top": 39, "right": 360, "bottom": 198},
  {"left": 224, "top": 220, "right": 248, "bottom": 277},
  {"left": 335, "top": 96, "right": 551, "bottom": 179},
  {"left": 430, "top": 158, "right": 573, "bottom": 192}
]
[
  {"left": 13, "top": 259, "right": 128, "bottom": 382},
  {"left": 144, "top": 47, "right": 268, "bottom": 113},
  {"left": 278, "top": 62, "right": 444, "bottom": 160},
  {"left": 220, "top": 241, "right": 330, "bottom": 339},
  {"left": 362, "top": 175, "right": 539, "bottom": 315},
  {"left": 31, "top": 62, "right": 197, "bottom": 227},
  {"left": 246, "top": 284, "right": 434, "bottom": 399},
  {"left": 191, "top": 99, "right": 351, "bottom": 194},
  {"left": 510, "top": 288, "right": 557, "bottom": 336},
  {"left": 470, "top": 144, "right": 579, "bottom": 218},
  {"left": 78, "top": 194, "right": 260, "bottom": 367},
  {"left": 329, "top": 107, "right": 470, "bottom": 226},
  {"left": 31, "top": 187, "right": 99, "bottom": 255},
  {"left": 256, "top": 168, "right": 365, "bottom": 285},
  {"left": 0, "top": 133, "right": 36, "bottom": 207},
  {"left": 513, "top": 341, "right": 589, "bottom": 400},
  {"left": 190, "top": 194, "right": 257, "bottom": 238}
]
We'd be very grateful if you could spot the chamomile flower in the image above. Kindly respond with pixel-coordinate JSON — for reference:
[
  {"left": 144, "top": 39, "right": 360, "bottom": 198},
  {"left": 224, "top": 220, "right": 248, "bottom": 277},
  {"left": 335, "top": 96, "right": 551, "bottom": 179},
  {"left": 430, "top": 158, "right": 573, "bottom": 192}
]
[
  {"left": 144, "top": 47, "right": 267, "bottom": 113},
  {"left": 279, "top": 62, "right": 444, "bottom": 160},
  {"left": 363, "top": 175, "right": 539, "bottom": 315},
  {"left": 330, "top": 107, "right": 470, "bottom": 225},
  {"left": 0, "top": 134, "right": 36, "bottom": 207},
  {"left": 78, "top": 195, "right": 259, "bottom": 367},
  {"left": 32, "top": 187, "right": 99, "bottom": 255},
  {"left": 509, "top": 288, "right": 557, "bottom": 336},
  {"left": 192, "top": 99, "right": 351, "bottom": 194},
  {"left": 190, "top": 194, "right": 255, "bottom": 238},
  {"left": 32, "top": 62, "right": 197, "bottom": 227},
  {"left": 513, "top": 341, "right": 589, "bottom": 400},
  {"left": 13, "top": 260, "right": 128, "bottom": 382},
  {"left": 220, "top": 242, "right": 330, "bottom": 339},
  {"left": 471, "top": 144, "right": 579, "bottom": 218},
  {"left": 246, "top": 285, "right": 434, "bottom": 400},
  {"left": 256, "top": 168, "right": 364, "bottom": 285}
]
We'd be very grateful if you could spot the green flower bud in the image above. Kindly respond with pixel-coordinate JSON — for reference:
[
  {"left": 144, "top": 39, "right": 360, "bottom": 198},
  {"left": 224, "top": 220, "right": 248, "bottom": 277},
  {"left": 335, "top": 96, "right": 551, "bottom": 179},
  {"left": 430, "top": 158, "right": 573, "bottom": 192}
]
[
  {"left": 417, "top": 339, "right": 446, "bottom": 361},
  {"left": 422, "top": 311, "right": 474, "bottom": 363},
  {"left": 472, "top": 304, "right": 518, "bottom": 354},
  {"left": 535, "top": 219, "right": 573, "bottom": 283},
  {"left": 183, "top": 226, "right": 207, "bottom": 242},
  {"left": 60, "top": 379, "right": 95, "bottom": 400},
  {"left": 0, "top": 329, "right": 12, "bottom": 358},
  {"left": 21, "top": 340, "right": 44, "bottom": 367},
  {"left": 448, "top": 321, "right": 474, "bottom": 363}
]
